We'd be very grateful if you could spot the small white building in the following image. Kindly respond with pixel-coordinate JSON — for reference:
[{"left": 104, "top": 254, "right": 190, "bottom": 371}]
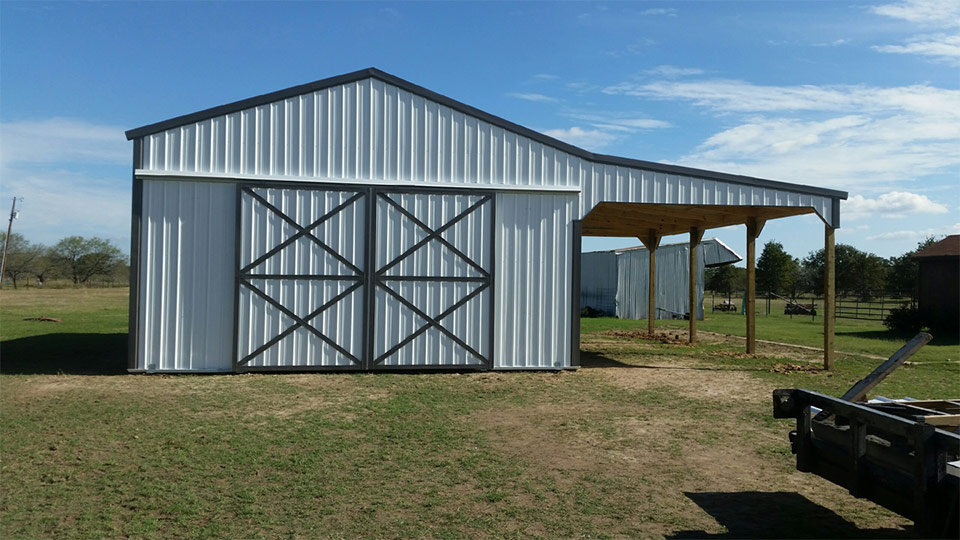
[
  {"left": 581, "top": 238, "right": 741, "bottom": 319},
  {"left": 125, "top": 68, "right": 846, "bottom": 372}
]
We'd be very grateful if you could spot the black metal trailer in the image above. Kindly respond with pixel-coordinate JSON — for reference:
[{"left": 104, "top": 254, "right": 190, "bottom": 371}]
[{"left": 773, "top": 388, "right": 959, "bottom": 537}]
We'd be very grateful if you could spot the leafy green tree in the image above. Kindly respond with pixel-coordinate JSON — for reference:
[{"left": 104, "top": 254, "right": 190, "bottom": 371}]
[
  {"left": 757, "top": 241, "right": 799, "bottom": 296},
  {"left": 51, "top": 236, "right": 123, "bottom": 285},
  {"left": 802, "top": 244, "right": 887, "bottom": 299},
  {"left": 0, "top": 232, "right": 42, "bottom": 288},
  {"left": 885, "top": 236, "right": 940, "bottom": 297},
  {"left": 705, "top": 264, "right": 739, "bottom": 296}
]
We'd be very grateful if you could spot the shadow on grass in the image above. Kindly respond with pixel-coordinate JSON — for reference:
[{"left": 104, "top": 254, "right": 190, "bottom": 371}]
[
  {"left": 579, "top": 350, "right": 766, "bottom": 372},
  {"left": 668, "top": 491, "right": 913, "bottom": 539},
  {"left": 837, "top": 329, "right": 959, "bottom": 347},
  {"left": 1, "top": 333, "right": 127, "bottom": 375}
]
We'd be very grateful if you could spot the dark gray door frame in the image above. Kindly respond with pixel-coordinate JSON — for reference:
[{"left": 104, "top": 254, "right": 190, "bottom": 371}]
[{"left": 234, "top": 183, "right": 495, "bottom": 372}]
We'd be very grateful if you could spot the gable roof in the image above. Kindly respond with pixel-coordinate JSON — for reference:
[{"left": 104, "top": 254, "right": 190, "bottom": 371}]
[
  {"left": 912, "top": 235, "right": 960, "bottom": 259},
  {"left": 125, "top": 67, "right": 847, "bottom": 200}
]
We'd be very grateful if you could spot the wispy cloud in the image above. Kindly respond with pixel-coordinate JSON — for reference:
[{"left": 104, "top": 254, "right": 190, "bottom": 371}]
[
  {"left": 0, "top": 166, "right": 130, "bottom": 247},
  {"left": 507, "top": 92, "right": 560, "bottom": 104},
  {"left": 602, "top": 78, "right": 960, "bottom": 188},
  {"left": 843, "top": 191, "right": 949, "bottom": 219},
  {"left": 0, "top": 118, "right": 128, "bottom": 165},
  {"left": 644, "top": 65, "right": 705, "bottom": 77},
  {"left": 873, "top": 33, "right": 960, "bottom": 65},
  {"left": 541, "top": 127, "right": 617, "bottom": 151},
  {"left": 871, "top": 0, "right": 960, "bottom": 65},
  {"left": 867, "top": 223, "right": 960, "bottom": 241},
  {"left": 640, "top": 8, "right": 677, "bottom": 17},
  {"left": 565, "top": 111, "right": 670, "bottom": 131},
  {"left": 870, "top": 0, "right": 959, "bottom": 27}
]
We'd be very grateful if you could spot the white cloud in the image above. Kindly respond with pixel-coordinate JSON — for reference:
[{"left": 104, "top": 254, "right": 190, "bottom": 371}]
[
  {"left": 603, "top": 79, "right": 960, "bottom": 188},
  {"left": 541, "top": 127, "right": 617, "bottom": 150},
  {"left": 870, "top": 0, "right": 960, "bottom": 64},
  {"left": 566, "top": 111, "right": 671, "bottom": 131},
  {"left": 644, "top": 65, "right": 705, "bottom": 77},
  {"left": 867, "top": 223, "right": 960, "bottom": 241},
  {"left": 0, "top": 166, "right": 130, "bottom": 247},
  {"left": 640, "top": 8, "right": 677, "bottom": 16},
  {"left": 604, "top": 79, "right": 960, "bottom": 116},
  {"left": 843, "top": 191, "right": 949, "bottom": 219},
  {"left": 0, "top": 118, "right": 128, "bottom": 165},
  {"left": 870, "top": 0, "right": 960, "bottom": 27},
  {"left": 507, "top": 92, "right": 560, "bottom": 103},
  {"left": 873, "top": 33, "right": 960, "bottom": 65}
]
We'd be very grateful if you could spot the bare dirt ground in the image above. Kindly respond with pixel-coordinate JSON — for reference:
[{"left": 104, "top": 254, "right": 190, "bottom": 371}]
[{"left": 468, "top": 332, "right": 914, "bottom": 538}]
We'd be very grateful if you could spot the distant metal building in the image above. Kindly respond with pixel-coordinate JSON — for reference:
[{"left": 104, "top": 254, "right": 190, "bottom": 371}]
[
  {"left": 581, "top": 238, "right": 741, "bottom": 320},
  {"left": 125, "top": 68, "right": 846, "bottom": 372}
]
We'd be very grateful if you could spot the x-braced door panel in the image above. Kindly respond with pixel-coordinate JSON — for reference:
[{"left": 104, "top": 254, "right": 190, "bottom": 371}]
[
  {"left": 372, "top": 191, "right": 493, "bottom": 369},
  {"left": 236, "top": 186, "right": 366, "bottom": 370}
]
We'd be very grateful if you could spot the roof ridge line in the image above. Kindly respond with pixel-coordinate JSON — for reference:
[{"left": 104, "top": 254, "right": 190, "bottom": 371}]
[{"left": 125, "top": 67, "right": 847, "bottom": 200}]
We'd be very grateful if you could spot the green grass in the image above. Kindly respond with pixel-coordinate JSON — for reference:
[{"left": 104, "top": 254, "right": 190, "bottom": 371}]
[{"left": 3, "top": 288, "right": 953, "bottom": 538}]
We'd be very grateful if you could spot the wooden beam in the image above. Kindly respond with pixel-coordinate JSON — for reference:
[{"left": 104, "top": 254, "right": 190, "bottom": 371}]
[
  {"left": 746, "top": 218, "right": 759, "bottom": 354},
  {"left": 824, "top": 225, "right": 836, "bottom": 370},
  {"left": 689, "top": 226, "right": 701, "bottom": 344},
  {"left": 638, "top": 229, "right": 660, "bottom": 334}
]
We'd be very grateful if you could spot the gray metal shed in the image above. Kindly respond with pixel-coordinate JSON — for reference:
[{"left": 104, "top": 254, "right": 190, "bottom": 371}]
[
  {"left": 125, "top": 68, "right": 846, "bottom": 372},
  {"left": 581, "top": 238, "right": 741, "bottom": 320}
]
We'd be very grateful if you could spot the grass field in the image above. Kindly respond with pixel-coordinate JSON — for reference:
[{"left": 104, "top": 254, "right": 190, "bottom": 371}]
[{"left": 2, "top": 288, "right": 957, "bottom": 538}]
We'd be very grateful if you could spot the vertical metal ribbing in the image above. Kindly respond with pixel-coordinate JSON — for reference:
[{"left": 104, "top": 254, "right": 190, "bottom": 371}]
[
  {"left": 231, "top": 183, "right": 243, "bottom": 373},
  {"left": 487, "top": 194, "right": 496, "bottom": 370},
  {"left": 570, "top": 219, "right": 581, "bottom": 368},
  {"left": 363, "top": 187, "right": 377, "bottom": 370}
]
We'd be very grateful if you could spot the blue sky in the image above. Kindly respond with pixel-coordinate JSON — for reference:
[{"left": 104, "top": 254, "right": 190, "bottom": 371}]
[{"left": 1, "top": 0, "right": 957, "bottom": 263}]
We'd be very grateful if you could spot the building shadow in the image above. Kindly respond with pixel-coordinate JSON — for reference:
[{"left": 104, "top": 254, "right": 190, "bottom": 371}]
[
  {"left": 579, "top": 350, "right": 766, "bottom": 372},
  {"left": 667, "top": 491, "right": 914, "bottom": 539},
  {"left": 0, "top": 333, "right": 127, "bottom": 375}
]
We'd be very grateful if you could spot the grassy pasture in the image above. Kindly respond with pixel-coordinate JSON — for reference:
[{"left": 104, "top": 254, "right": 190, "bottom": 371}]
[{"left": 2, "top": 288, "right": 957, "bottom": 538}]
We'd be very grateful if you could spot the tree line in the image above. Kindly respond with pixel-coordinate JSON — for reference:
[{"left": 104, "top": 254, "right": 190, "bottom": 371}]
[
  {"left": 1, "top": 233, "right": 128, "bottom": 288},
  {"left": 705, "top": 237, "right": 938, "bottom": 300}
]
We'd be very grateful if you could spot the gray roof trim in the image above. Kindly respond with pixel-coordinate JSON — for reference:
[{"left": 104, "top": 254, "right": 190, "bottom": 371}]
[{"left": 125, "top": 67, "right": 848, "bottom": 200}]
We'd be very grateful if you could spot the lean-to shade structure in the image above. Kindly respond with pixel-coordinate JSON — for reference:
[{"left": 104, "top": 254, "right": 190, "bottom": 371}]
[{"left": 125, "top": 68, "right": 846, "bottom": 372}]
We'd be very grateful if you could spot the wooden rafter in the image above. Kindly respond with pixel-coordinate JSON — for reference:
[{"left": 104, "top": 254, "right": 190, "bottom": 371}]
[{"left": 581, "top": 202, "right": 815, "bottom": 237}]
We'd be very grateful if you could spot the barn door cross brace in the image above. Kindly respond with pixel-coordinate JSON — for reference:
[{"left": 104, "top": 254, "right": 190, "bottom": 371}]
[
  {"left": 373, "top": 281, "right": 490, "bottom": 366},
  {"left": 237, "top": 278, "right": 363, "bottom": 366},
  {"left": 240, "top": 187, "right": 364, "bottom": 276},
  {"left": 376, "top": 193, "right": 491, "bottom": 278}
]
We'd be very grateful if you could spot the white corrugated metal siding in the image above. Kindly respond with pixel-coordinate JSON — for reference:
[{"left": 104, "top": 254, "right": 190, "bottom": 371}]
[
  {"left": 615, "top": 243, "right": 706, "bottom": 321},
  {"left": 494, "top": 193, "right": 577, "bottom": 369},
  {"left": 136, "top": 75, "right": 836, "bottom": 227},
  {"left": 137, "top": 179, "right": 236, "bottom": 371},
  {"left": 139, "top": 78, "right": 582, "bottom": 191}
]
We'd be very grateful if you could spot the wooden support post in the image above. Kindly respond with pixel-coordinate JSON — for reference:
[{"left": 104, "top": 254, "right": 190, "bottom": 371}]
[
  {"left": 639, "top": 230, "right": 660, "bottom": 335},
  {"left": 824, "top": 225, "right": 836, "bottom": 370},
  {"left": 688, "top": 226, "right": 704, "bottom": 344},
  {"left": 745, "top": 218, "right": 764, "bottom": 354}
]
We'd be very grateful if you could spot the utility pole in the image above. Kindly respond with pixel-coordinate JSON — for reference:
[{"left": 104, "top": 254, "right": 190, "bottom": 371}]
[{"left": 0, "top": 197, "right": 22, "bottom": 289}]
